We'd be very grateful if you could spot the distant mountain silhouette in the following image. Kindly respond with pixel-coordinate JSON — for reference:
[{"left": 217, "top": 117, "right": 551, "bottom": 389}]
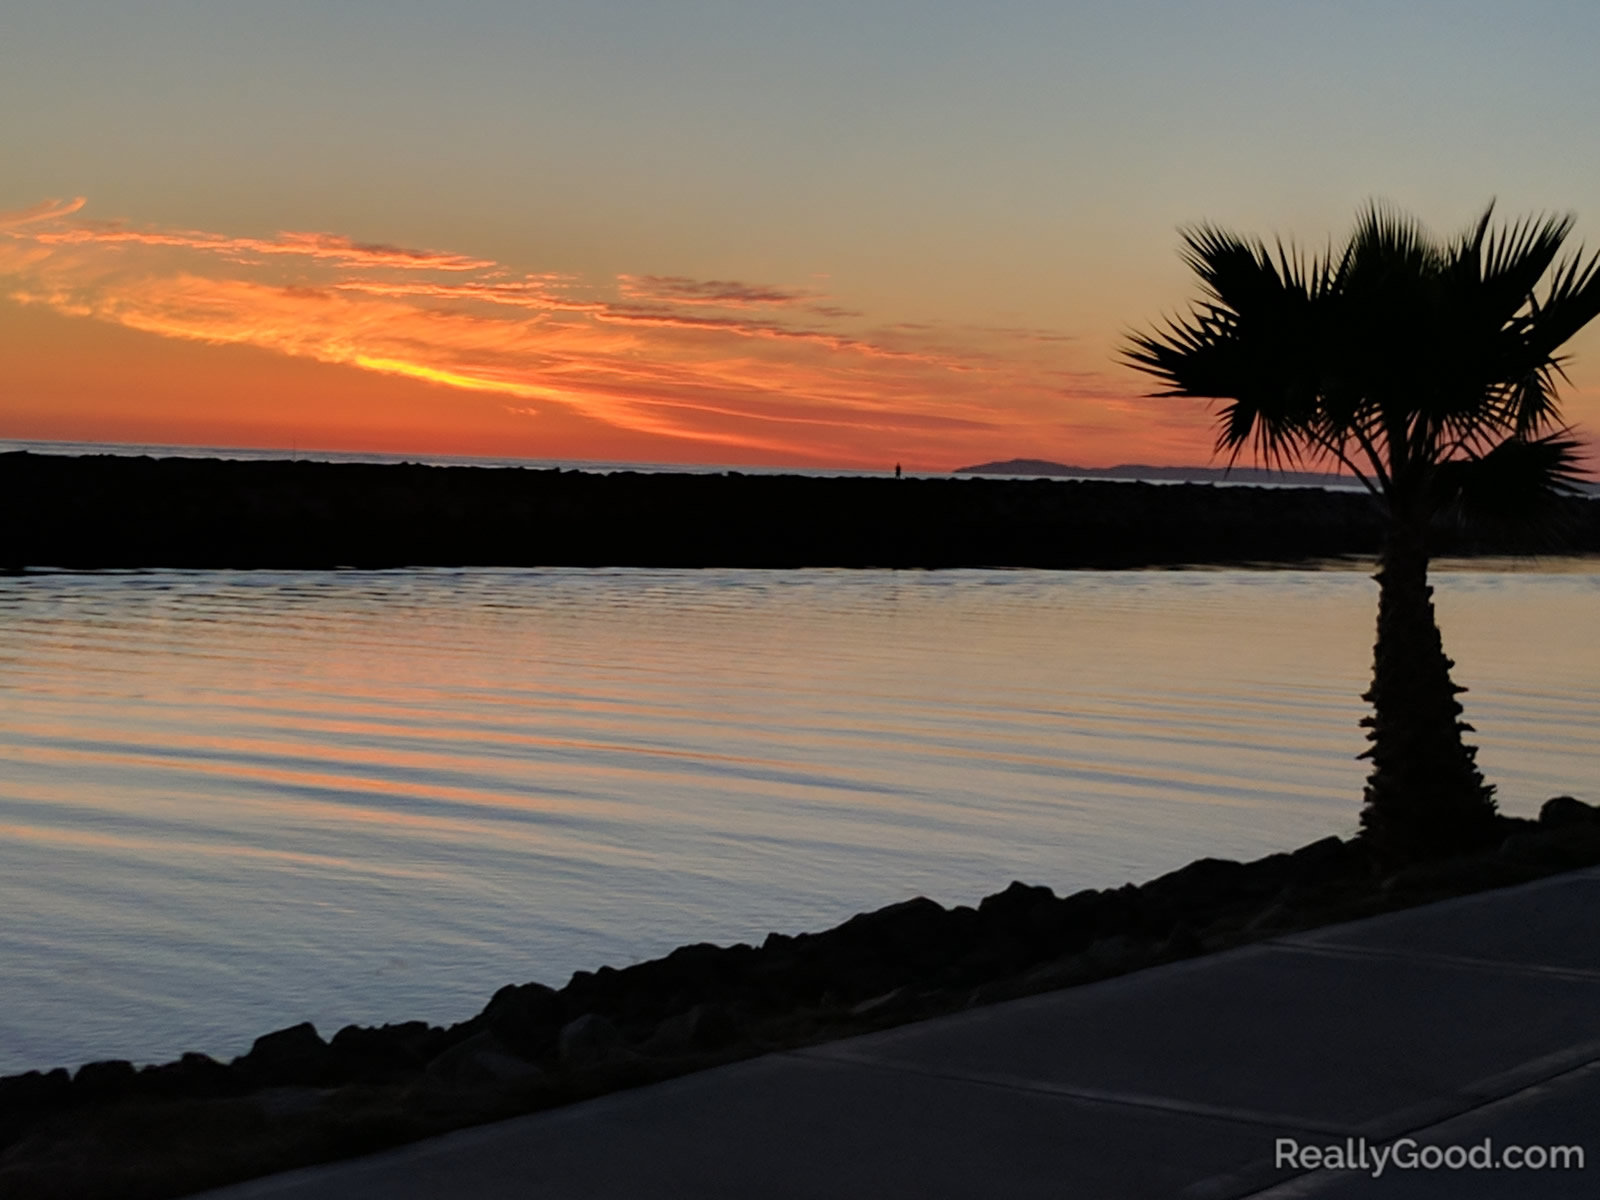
[{"left": 953, "top": 458, "right": 1355, "bottom": 487}]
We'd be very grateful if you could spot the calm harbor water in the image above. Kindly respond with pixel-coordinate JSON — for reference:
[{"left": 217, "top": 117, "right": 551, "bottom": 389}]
[{"left": 2, "top": 563, "right": 1597, "bottom": 1075}]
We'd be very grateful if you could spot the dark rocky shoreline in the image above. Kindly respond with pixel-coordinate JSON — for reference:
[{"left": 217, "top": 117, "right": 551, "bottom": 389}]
[
  {"left": 8, "top": 451, "right": 1598, "bottom": 570},
  {"left": 5, "top": 798, "right": 1600, "bottom": 1200}
]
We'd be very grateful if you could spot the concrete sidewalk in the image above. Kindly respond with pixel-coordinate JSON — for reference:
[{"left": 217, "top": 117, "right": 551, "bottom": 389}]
[{"left": 197, "top": 868, "right": 1600, "bottom": 1199}]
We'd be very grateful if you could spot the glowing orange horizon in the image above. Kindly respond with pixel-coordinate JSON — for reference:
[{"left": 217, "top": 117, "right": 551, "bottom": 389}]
[
  {"left": 0, "top": 195, "right": 1237, "bottom": 471},
  {"left": 12, "top": 195, "right": 1593, "bottom": 474}
]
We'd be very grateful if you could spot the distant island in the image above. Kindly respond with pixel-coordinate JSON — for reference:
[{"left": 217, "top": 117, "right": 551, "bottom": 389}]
[{"left": 954, "top": 458, "right": 1355, "bottom": 488}]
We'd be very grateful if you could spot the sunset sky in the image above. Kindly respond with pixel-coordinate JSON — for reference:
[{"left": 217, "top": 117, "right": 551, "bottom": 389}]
[{"left": 6, "top": 1, "right": 1600, "bottom": 471}]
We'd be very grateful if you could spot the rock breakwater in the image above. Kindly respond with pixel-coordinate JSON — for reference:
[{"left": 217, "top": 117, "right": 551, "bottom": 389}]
[
  {"left": 0, "top": 451, "right": 1442, "bottom": 570},
  {"left": 5, "top": 798, "right": 1600, "bottom": 1199}
]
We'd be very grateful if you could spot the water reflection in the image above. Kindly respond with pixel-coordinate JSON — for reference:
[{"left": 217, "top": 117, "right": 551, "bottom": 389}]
[{"left": 0, "top": 564, "right": 1596, "bottom": 1073}]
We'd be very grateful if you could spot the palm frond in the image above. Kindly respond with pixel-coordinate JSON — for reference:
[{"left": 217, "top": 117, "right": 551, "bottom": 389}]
[
  {"left": 1431, "top": 433, "right": 1589, "bottom": 543},
  {"left": 1525, "top": 245, "right": 1600, "bottom": 359},
  {"left": 1345, "top": 201, "right": 1439, "bottom": 279},
  {"left": 1125, "top": 200, "right": 1600, "bottom": 518},
  {"left": 1507, "top": 364, "right": 1566, "bottom": 437},
  {"left": 1477, "top": 210, "right": 1573, "bottom": 308}
]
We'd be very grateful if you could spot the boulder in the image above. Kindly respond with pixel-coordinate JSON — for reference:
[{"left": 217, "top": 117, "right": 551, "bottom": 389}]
[
  {"left": 0, "top": 1068, "right": 71, "bottom": 1143},
  {"left": 329, "top": 1021, "right": 440, "bottom": 1081},
  {"left": 236, "top": 1022, "right": 331, "bottom": 1086},
  {"left": 642, "top": 1003, "right": 741, "bottom": 1056},
  {"left": 557, "top": 1014, "right": 624, "bottom": 1069},
  {"left": 252, "top": 1086, "right": 331, "bottom": 1118},
  {"left": 848, "top": 988, "right": 917, "bottom": 1020},
  {"left": 820, "top": 896, "right": 955, "bottom": 967},
  {"left": 1540, "top": 795, "right": 1600, "bottom": 830},
  {"left": 0, "top": 1067, "right": 71, "bottom": 1110},
  {"left": 138, "top": 1051, "right": 235, "bottom": 1099},
  {"left": 478, "top": 983, "right": 564, "bottom": 1060},
  {"left": 1500, "top": 823, "right": 1600, "bottom": 870},
  {"left": 424, "top": 1033, "right": 543, "bottom": 1089},
  {"left": 977, "top": 881, "right": 1055, "bottom": 926},
  {"left": 977, "top": 882, "right": 1101, "bottom": 956},
  {"left": 1287, "top": 835, "right": 1357, "bottom": 883},
  {"left": 1385, "top": 855, "right": 1541, "bottom": 896},
  {"left": 71, "top": 1059, "right": 138, "bottom": 1103}
]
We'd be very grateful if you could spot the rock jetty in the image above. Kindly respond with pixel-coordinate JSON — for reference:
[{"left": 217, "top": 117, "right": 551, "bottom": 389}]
[{"left": 13, "top": 450, "right": 1596, "bottom": 571}]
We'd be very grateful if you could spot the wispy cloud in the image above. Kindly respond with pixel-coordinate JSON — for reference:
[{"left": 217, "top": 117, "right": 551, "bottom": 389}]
[
  {"left": 0, "top": 196, "right": 87, "bottom": 230},
  {"left": 0, "top": 197, "right": 1147, "bottom": 465},
  {"left": 34, "top": 222, "right": 496, "bottom": 272},
  {"left": 616, "top": 274, "right": 818, "bottom": 308}
]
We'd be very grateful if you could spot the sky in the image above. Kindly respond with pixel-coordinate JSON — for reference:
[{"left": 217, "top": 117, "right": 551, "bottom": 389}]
[{"left": 5, "top": 0, "right": 1600, "bottom": 471}]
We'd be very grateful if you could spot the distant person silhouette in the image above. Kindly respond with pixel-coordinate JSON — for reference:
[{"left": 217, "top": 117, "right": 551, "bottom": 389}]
[{"left": 894, "top": 463, "right": 902, "bottom": 479}]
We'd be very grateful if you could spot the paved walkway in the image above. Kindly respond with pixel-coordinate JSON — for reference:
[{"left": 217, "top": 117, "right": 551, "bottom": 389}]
[{"left": 197, "top": 868, "right": 1600, "bottom": 1199}]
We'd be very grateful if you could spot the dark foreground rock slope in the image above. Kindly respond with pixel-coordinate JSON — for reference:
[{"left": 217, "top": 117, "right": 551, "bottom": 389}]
[
  {"left": 5, "top": 799, "right": 1600, "bottom": 1199},
  {"left": 18, "top": 451, "right": 1595, "bottom": 570}
]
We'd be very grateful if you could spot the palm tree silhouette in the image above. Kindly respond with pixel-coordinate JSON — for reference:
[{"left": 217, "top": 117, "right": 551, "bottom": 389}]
[{"left": 1126, "top": 203, "right": 1600, "bottom": 862}]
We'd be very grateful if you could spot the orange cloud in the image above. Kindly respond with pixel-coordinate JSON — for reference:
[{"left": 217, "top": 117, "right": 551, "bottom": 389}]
[
  {"left": 33, "top": 222, "right": 495, "bottom": 272},
  {"left": 0, "top": 196, "right": 87, "bottom": 230},
  {"left": 0, "top": 197, "right": 1165, "bottom": 468}
]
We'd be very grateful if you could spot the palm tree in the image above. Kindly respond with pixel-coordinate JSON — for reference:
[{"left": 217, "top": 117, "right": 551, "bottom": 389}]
[{"left": 1126, "top": 202, "right": 1600, "bottom": 863}]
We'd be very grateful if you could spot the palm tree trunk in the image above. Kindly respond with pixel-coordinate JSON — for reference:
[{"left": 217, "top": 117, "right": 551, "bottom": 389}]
[{"left": 1358, "top": 516, "right": 1499, "bottom": 861}]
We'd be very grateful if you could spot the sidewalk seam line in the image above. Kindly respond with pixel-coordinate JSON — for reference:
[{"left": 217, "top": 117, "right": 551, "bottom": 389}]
[
  {"left": 1267, "top": 938, "right": 1600, "bottom": 982},
  {"left": 782, "top": 1049, "right": 1350, "bottom": 1137}
]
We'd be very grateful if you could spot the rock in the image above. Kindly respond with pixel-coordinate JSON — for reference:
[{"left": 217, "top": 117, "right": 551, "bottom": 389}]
[
  {"left": 978, "top": 881, "right": 1055, "bottom": 925},
  {"left": 966, "top": 977, "right": 1028, "bottom": 1007},
  {"left": 1143, "top": 858, "right": 1250, "bottom": 906},
  {"left": 950, "top": 933, "right": 1032, "bottom": 984},
  {"left": 642, "top": 1003, "right": 741, "bottom": 1056},
  {"left": 848, "top": 988, "right": 917, "bottom": 1020},
  {"left": 424, "top": 1032, "right": 544, "bottom": 1089},
  {"left": 329, "top": 1021, "right": 440, "bottom": 1081},
  {"left": 1242, "top": 902, "right": 1293, "bottom": 935},
  {"left": 965, "top": 934, "right": 1151, "bottom": 1010},
  {"left": 0, "top": 1067, "right": 71, "bottom": 1113},
  {"left": 1083, "top": 884, "right": 1150, "bottom": 942},
  {"left": 559, "top": 969, "right": 618, "bottom": 1018},
  {"left": 71, "top": 1059, "right": 138, "bottom": 1102},
  {"left": 1145, "top": 851, "right": 1317, "bottom": 926},
  {"left": 1158, "top": 923, "right": 1205, "bottom": 959},
  {"left": 832, "top": 961, "right": 904, "bottom": 1004},
  {"left": 604, "top": 943, "right": 754, "bottom": 1025},
  {"left": 1082, "top": 935, "right": 1140, "bottom": 972},
  {"left": 1287, "top": 835, "right": 1357, "bottom": 883},
  {"left": 1384, "top": 855, "right": 1542, "bottom": 896},
  {"left": 1500, "top": 824, "right": 1600, "bottom": 870},
  {"left": 138, "top": 1051, "right": 235, "bottom": 1099},
  {"left": 557, "top": 1014, "right": 624, "bottom": 1069},
  {"left": 977, "top": 882, "right": 1102, "bottom": 957},
  {"left": 0, "top": 1068, "right": 71, "bottom": 1145},
  {"left": 1017, "top": 951, "right": 1104, "bottom": 995},
  {"left": 1492, "top": 814, "right": 1540, "bottom": 841},
  {"left": 236, "top": 1021, "right": 331, "bottom": 1086},
  {"left": 478, "top": 983, "right": 564, "bottom": 1060},
  {"left": 252, "top": 1086, "right": 331, "bottom": 1117},
  {"left": 822, "top": 896, "right": 955, "bottom": 967},
  {"left": 1540, "top": 795, "right": 1600, "bottom": 829}
]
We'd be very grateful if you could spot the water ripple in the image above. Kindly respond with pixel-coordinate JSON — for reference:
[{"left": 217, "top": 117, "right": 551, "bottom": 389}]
[{"left": 0, "top": 564, "right": 1596, "bottom": 1073}]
